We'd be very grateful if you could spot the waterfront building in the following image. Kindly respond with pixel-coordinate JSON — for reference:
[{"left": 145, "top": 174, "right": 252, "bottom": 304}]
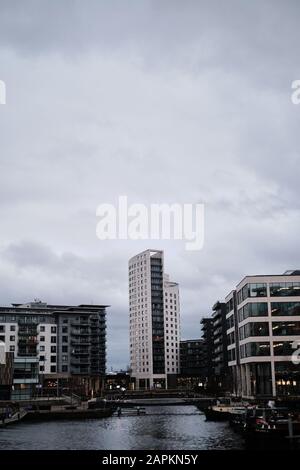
[
  {"left": 211, "top": 301, "right": 229, "bottom": 392},
  {"left": 225, "top": 290, "right": 240, "bottom": 396},
  {"left": 0, "top": 301, "right": 107, "bottom": 399},
  {"left": 178, "top": 339, "right": 207, "bottom": 389},
  {"left": 200, "top": 317, "right": 214, "bottom": 390},
  {"left": 199, "top": 302, "right": 229, "bottom": 393},
  {"left": 129, "top": 249, "right": 180, "bottom": 390},
  {"left": 0, "top": 351, "right": 14, "bottom": 400},
  {"left": 226, "top": 270, "right": 300, "bottom": 398}
]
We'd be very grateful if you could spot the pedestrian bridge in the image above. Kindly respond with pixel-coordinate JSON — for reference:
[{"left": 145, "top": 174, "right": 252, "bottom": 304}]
[{"left": 106, "top": 397, "right": 214, "bottom": 407}]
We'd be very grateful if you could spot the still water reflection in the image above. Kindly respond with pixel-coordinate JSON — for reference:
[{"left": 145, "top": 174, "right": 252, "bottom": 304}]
[{"left": 0, "top": 406, "right": 245, "bottom": 450}]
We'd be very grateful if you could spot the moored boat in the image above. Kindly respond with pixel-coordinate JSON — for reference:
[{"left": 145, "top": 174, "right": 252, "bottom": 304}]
[{"left": 205, "top": 404, "right": 246, "bottom": 421}]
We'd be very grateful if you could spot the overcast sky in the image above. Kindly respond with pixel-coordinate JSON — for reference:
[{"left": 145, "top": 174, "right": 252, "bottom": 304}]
[{"left": 0, "top": 1, "right": 300, "bottom": 370}]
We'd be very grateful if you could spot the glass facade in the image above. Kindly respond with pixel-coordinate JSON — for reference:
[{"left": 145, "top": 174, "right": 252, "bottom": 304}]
[
  {"left": 273, "top": 341, "right": 295, "bottom": 356},
  {"left": 240, "top": 341, "right": 270, "bottom": 358},
  {"left": 272, "top": 321, "right": 300, "bottom": 336},
  {"left": 271, "top": 302, "right": 300, "bottom": 316},
  {"left": 237, "top": 283, "right": 267, "bottom": 304},
  {"left": 239, "top": 322, "right": 269, "bottom": 340},
  {"left": 226, "top": 314, "right": 234, "bottom": 330},
  {"left": 228, "top": 348, "right": 236, "bottom": 361},
  {"left": 226, "top": 297, "right": 234, "bottom": 314},
  {"left": 270, "top": 282, "right": 300, "bottom": 297},
  {"left": 238, "top": 302, "right": 268, "bottom": 322},
  {"left": 250, "top": 362, "right": 272, "bottom": 396}
]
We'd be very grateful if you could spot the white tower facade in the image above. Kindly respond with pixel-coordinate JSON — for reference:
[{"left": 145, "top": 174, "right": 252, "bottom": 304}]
[{"left": 129, "top": 249, "right": 180, "bottom": 390}]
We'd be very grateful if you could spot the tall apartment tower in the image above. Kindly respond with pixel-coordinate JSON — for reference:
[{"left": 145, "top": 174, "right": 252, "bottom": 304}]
[{"left": 129, "top": 249, "right": 180, "bottom": 390}]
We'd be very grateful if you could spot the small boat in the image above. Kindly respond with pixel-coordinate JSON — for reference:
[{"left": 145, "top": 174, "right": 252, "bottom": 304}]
[{"left": 205, "top": 404, "right": 246, "bottom": 421}]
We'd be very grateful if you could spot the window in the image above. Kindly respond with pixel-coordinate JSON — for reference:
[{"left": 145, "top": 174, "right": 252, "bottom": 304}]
[
  {"left": 10, "top": 345, "right": 15, "bottom": 352},
  {"left": 271, "top": 302, "right": 300, "bottom": 316},
  {"left": 10, "top": 325, "right": 15, "bottom": 331},
  {"left": 51, "top": 356, "right": 56, "bottom": 363},
  {"left": 50, "top": 365, "right": 56, "bottom": 373},
  {"left": 0, "top": 325, "right": 5, "bottom": 333},
  {"left": 40, "top": 365, "right": 45, "bottom": 372},
  {"left": 39, "top": 355, "right": 45, "bottom": 361},
  {"left": 226, "top": 315, "right": 234, "bottom": 330},
  {"left": 270, "top": 282, "right": 300, "bottom": 297},
  {"left": 62, "top": 365, "right": 68, "bottom": 372},
  {"left": 238, "top": 283, "right": 267, "bottom": 304},
  {"left": 238, "top": 302, "right": 268, "bottom": 322},
  {"left": 40, "top": 326, "right": 45, "bottom": 332},
  {"left": 51, "top": 336, "right": 56, "bottom": 343},
  {"left": 62, "top": 336, "right": 68, "bottom": 343},
  {"left": 240, "top": 342, "right": 270, "bottom": 358},
  {"left": 39, "top": 345, "right": 45, "bottom": 352},
  {"left": 62, "top": 326, "right": 68, "bottom": 333},
  {"left": 10, "top": 336, "right": 15, "bottom": 342},
  {"left": 272, "top": 322, "right": 300, "bottom": 336},
  {"left": 273, "top": 341, "right": 295, "bottom": 356},
  {"left": 51, "top": 346, "right": 56, "bottom": 353},
  {"left": 239, "top": 322, "right": 269, "bottom": 339},
  {"left": 51, "top": 326, "right": 57, "bottom": 334},
  {"left": 40, "top": 336, "right": 45, "bottom": 342},
  {"left": 62, "top": 345, "right": 68, "bottom": 353},
  {"left": 228, "top": 349, "right": 236, "bottom": 361}
]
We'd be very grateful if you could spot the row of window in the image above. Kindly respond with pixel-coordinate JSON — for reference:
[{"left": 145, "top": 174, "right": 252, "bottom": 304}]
[
  {"left": 239, "top": 322, "right": 269, "bottom": 339},
  {"left": 0, "top": 324, "right": 16, "bottom": 332},
  {"left": 236, "top": 301, "right": 300, "bottom": 323},
  {"left": 238, "top": 302, "right": 268, "bottom": 322},
  {"left": 0, "top": 335, "right": 15, "bottom": 342},
  {"left": 237, "top": 282, "right": 300, "bottom": 304},
  {"left": 238, "top": 284, "right": 267, "bottom": 303},
  {"left": 240, "top": 341, "right": 300, "bottom": 358},
  {"left": 239, "top": 321, "right": 300, "bottom": 340}
]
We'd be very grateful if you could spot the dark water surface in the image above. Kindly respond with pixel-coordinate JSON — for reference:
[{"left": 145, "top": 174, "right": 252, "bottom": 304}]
[{"left": 0, "top": 405, "right": 245, "bottom": 450}]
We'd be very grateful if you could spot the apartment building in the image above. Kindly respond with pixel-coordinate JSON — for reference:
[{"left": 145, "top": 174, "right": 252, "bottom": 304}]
[
  {"left": 129, "top": 249, "right": 180, "bottom": 390},
  {"left": 0, "top": 300, "right": 107, "bottom": 399},
  {"left": 0, "top": 351, "right": 14, "bottom": 400},
  {"left": 226, "top": 270, "right": 300, "bottom": 398}
]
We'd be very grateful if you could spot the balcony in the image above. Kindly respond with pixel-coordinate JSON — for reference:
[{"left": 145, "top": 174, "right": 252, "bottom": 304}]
[
  {"left": 71, "top": 338, "right": 91, "bottom": 346},
  {"left": 71, "top": 320, "right": 89, "bottom": 327},
  {"left": 71, "top": 358, "right": 90, "bottom": 366},
  {"left": 71, "top": 367, "right": 91, "bottom": 375},
  {"left": 18, "top": 337, "right": 38, "bottom": 345},
  {"left": 72, "top": 349, "right": 89, "bottom": 356},
  {"left": 71, "top": 329, "right": 90, "bottom": 336}
]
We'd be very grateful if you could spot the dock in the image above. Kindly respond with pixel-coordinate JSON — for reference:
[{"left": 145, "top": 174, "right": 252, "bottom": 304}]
[{"left": 0, "top": 409, "right": 28, "bottom": 427}]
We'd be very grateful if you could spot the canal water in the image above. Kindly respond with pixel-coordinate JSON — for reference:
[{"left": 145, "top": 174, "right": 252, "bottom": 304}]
[{"left": 0, "top": 406, "right": 245, "bottom": 450}]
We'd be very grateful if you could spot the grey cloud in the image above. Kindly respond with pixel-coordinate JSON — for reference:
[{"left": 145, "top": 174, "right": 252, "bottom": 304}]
[{"left": 0, "top": 1, "right": 300, "bottom": 367}]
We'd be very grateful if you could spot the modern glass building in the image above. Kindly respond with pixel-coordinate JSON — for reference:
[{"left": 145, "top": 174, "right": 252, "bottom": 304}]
[{"left": 226, "top": 270, "right": 300, "bottom": 398}]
